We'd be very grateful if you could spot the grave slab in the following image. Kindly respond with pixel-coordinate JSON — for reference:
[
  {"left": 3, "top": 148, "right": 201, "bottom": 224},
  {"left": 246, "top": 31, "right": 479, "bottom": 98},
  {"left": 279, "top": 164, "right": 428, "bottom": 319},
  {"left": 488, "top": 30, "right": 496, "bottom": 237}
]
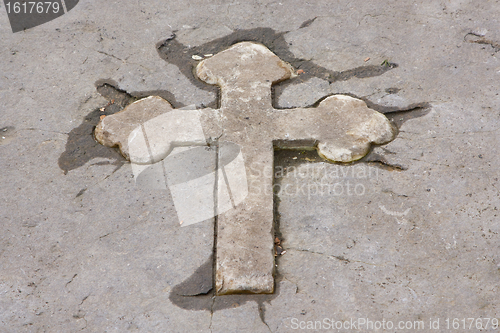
[{"left": 1, "top": 0, "right": 499, "bottom": 331}]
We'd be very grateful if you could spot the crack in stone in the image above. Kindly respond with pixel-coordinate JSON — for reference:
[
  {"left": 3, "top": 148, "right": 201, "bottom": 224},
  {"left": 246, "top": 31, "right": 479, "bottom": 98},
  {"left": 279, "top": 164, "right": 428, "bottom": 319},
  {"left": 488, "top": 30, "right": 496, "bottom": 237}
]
[
  {"left": 209, "top": 295, "right": 215, "bottom": 333},
  {"left": 465, "top": 32, "right": 500, "bottom": 52},
  {"left": 382, "top": 189, "right": 409, "bottom": 198},
  {"left": 18, "top": 127, "right": 69, "bottom": 136},
  {"left": 65, "top": 273, "right": 77, "bottom": 287},
  {"left": 371, "top": 102, "right": 431, "bottom": 117},
  {"left": 299, "top": 17, "right": 317, "bottom": 29},
  {"left": 73, "top": 170, "right": 121, "bottom": 203},
  {"left": 407, "top": 157, "right": 450, "bottom": 168},
  {"left": 212, "top": 141, "right": 220, "bottom": 297},
  {"left": 97, "top": 50, "right": 125, "bottom": 62},
  {"left": 97, "top": 218, "right": 146, "bottom": 240},
  {"left": 287, "top": 247, "right": 350, "bottom": 263},
  {"left": 365, "top": 158, "right": 407, "bottom": 171},
  {"left": 258, "top": 302, "right": 273, "bottom": 333},
  {"left": 80, "top": 317, "right": 88, "bottom": 331},
  {"left": 288, "top": 248, "right": 390, "bottom": 267},
  {"left": 79, "top": 294, "right": 90, "bottom": 306},
  {"left": 75, "top": 188, "right": 86, "bottom": 198}
]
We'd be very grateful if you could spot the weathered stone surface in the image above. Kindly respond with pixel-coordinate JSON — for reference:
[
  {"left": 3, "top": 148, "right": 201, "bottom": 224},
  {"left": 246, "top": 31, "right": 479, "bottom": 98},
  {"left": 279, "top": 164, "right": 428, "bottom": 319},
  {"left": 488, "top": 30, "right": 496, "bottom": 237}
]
[
  {"left": 94, "top": 41, "right": 395, "bottom": 295},
  {"left": 2, "top": 1, "right": 500, "bottom": 331},
  {"left": 277, "top": 77, "right": 331, "bottom": 108}
]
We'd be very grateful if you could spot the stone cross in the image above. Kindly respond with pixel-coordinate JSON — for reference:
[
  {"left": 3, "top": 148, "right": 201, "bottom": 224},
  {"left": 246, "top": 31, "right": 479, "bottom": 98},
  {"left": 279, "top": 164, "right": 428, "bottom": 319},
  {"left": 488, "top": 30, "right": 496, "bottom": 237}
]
[{"left": 94, "top": 42, "right": 396, "bottom": 295}]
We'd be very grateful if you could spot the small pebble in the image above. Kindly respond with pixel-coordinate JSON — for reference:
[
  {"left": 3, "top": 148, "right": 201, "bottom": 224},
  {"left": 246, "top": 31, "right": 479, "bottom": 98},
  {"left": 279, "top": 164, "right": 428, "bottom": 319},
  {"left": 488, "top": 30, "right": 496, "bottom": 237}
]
[{"left": 192, "top": 55, "right": 203, "bottom": 60}]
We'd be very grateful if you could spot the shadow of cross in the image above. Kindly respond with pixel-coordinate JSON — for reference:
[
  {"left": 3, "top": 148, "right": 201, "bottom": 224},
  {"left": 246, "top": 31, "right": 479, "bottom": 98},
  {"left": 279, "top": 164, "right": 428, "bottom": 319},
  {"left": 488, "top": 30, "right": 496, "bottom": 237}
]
[{"left": 94, "top": 42, "right": 397, "bottom": 295}]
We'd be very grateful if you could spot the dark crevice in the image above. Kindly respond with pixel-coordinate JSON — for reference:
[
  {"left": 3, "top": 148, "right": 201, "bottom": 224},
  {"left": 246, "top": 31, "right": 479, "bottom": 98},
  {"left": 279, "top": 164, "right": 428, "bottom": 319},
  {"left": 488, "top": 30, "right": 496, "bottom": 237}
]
[
  {"left": 98, "top": 233, "right": 110, "bottom": 239},
  {"left": 365, "top": 159, "right": 407, "bottom": 171},
  {"left": 273, "top": 156, "right": 285, "bottom": 253},
  {"left": 333, "top": 255, "right": 350, "bottom": 263},
  {"left": 79, "top": 294, "right": 90, "bottom": 306},
  {"left": 65, "top": 274, "right": 77, "bottom": 287},
  {"left": 380, "top": 102, "right": 432, "bottom": 129},
  {"left": 382, "top": 189, "right": 409, "bottom": 198},
  {"left": 287, "top": 247, "right": 351, "bottom": 264},
  {"left": 464, "top": 33, "right": 500, "bottom": 52},
  {"left": 212, "top": 141, "right": 220, "bottom": 296},
  {"left": 259, "top": 301, "right": 273, "bottom": 332},
  {"left": 97, "top": 50, "right": 124, "bottom": 62},
  {"left": 209, "top": 296, "right": 215, "bottom": 332},
  {"left": 59, "top": 80, "right": 186, "bottom": 174},
  {"left": 299, "top": 17, "right": 317, "bottom": 29},
  {"left": 385, "top": 87, "right": 400, "bottom": 94},
  {"left": 95, "top": 79, "right": 186, "bottom": 109},
  {"left": 58, "top": 103, "right": 126, "bottom": 174},
  {"left": 95, "top": 79, "right": 137, "bottom": 108},
  {"left": 75, "top": 188, "right": 86, "bottom": 198},
  {"left": 273, "top": 147, "right": 407, "bottom": 173}
]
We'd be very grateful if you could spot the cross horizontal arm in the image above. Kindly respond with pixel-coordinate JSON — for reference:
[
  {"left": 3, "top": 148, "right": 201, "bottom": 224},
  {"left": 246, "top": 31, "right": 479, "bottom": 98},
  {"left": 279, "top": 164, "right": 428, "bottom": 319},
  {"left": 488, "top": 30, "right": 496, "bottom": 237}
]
[{"left": 271, "top": 95, "right": 396, "bottom": 162}]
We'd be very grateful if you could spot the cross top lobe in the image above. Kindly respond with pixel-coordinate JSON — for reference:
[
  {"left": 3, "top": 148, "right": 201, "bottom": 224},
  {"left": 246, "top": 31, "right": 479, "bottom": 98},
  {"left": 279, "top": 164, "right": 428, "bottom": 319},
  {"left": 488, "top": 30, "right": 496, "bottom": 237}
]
[
  {"left": 197, "top": 42, "right": 294, "bottom": 86},
  {"left": 196, "top": 42, "right": 294, "bottom": 110}
]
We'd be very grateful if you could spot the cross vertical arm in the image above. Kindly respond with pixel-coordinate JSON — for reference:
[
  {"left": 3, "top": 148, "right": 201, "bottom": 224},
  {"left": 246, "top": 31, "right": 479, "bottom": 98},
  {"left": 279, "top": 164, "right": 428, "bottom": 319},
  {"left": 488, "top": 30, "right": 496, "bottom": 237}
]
[{"left": 215, "top": 142, "right": 275, "bottom": 294}]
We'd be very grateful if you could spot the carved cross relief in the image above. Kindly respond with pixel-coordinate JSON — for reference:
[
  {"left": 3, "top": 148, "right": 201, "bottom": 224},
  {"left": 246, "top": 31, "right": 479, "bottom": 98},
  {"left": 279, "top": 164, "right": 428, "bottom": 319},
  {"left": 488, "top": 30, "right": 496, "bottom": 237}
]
[{"left": 95, "top": 42, "right": 396, "bottom": 295}]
